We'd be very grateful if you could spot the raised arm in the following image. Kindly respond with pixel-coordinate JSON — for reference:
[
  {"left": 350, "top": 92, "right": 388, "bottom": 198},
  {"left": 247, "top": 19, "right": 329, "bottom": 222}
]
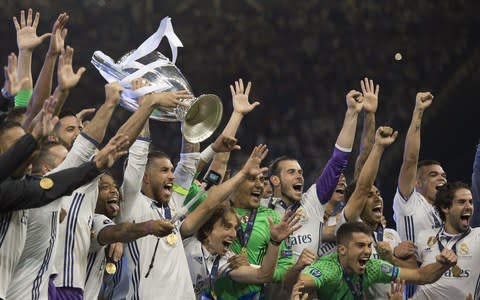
[
  {"left": 13, "top": 9, "right": 51, "bottom": 106},
  {"left": 80, "top": 82, "right": 122, "bottom": 144},
  {"left": 3, "top": 53, "right": 28, "bottom": 101},
  {"left": 229, "top": 212, "right": 300, "bottom": 284},
  {"left": 471, "top": 141, "right": 480, "bottom": 227},
  {"left": 354, "top": 77, "right": 379, "bottom": 180},
  {"left": 24, "top": 13, "right": 68, "bottom": 128},
  {"left": 399, "top": 248, "right": 456, "bottom": 284},
  {"left": 315, "top": 89, "right": 362, "bottom": 204},
  {"left": 180, "top": 145, "right": 268, "bottom": 236},
  {"left": 196, "top": 78, "right": 258, "bottom": 174},
  {"left": 398, "top": 92, "right": 433, "bottom": 198},
  {"left": 343, "top": 126, "right": 398, "bottom": 221},
  {"left": 51, "top": 46, "right": 86, "bottom": 116}
]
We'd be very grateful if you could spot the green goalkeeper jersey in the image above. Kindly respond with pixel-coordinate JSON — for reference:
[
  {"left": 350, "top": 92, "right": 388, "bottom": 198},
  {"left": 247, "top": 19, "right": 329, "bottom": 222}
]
[
  {"left": 302, "top": 253, "right": 400, "bottom": 300},
  {"left": 214, "top": 206, "right": 294, "bottom": 300}
]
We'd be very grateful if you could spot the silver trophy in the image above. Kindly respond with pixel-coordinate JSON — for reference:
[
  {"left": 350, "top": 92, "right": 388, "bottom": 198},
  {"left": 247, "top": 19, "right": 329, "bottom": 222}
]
[{"left": 91, "top": 17, "right": 223, "bottom": 143}]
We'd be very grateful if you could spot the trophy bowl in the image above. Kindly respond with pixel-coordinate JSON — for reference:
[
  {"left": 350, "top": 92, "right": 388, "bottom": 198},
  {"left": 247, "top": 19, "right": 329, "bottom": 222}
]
[{"left": 92, "top": 50, "right": 223, "bottom": 143}]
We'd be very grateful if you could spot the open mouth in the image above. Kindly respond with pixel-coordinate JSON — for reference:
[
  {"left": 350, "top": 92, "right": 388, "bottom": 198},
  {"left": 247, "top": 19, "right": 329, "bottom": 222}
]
[
  {"left": 251, "top": 191, "right": 261, "bottom": 200},
  {"left": 460, "top": 213, "right": 471, "bottom": 225},
  {"left": 107, "top": 197, "right": 119, "bottom": 212},
  {"left": 335, "top": 189, "right": 345, "bottom": 195},
  {"left": 222, "top": 240, "right": 232, "bottom": 252},
  {"left": 372, "top": 205, "right": 382, "bottom": 217},
  {"left": 293, "top": 183, "right": 303, "bottom": 193},
  {"left": 358, "top": 257, "right": 369, "bottom": 271},
  {"left": 164, "top": 183, "right": 173, "bottom": 195}
]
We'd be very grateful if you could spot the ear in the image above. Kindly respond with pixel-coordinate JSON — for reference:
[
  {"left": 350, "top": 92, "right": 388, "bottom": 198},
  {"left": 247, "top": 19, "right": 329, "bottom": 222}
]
[
  {"left": 338, "top": 244, "right": 346, "bottom": 256},
  {"left": 143, "top": 173, "right": 150, "bottom": 185},
  {"left": 270, "top": 175, "right": 280, "bottom": 187},
  {"left": 441, "top": 206, "right": 449, "bottom": 218}
]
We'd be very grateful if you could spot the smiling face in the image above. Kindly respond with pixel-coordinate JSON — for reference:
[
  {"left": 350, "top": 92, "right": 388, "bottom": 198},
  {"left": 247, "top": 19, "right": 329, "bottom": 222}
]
[
  {"left": 443, "top": 188, "right": 473, "bottom": 234},
  {"left": 203, "top": 211, "right": 239, "bottom": 256},
  {"left": 416, "top": 164, "right": 447, "bottom": 203},
  {"left": 142, "top": 156, "right": 175, "bottom": 205},
  {"left": 338, "top": 232, "right": 373, "bottom": 275},
  {"left": 360, "top": 185, "right": 384, "bottom": 228},
  {"left": 96, "top": 174, "right": 120, "bottom": 218},
  {"left": 271, "top": 159, "right": 304, "bottom": 204},
  {"left": 231, "top": 173, "right": 265, "bottom": 209}
]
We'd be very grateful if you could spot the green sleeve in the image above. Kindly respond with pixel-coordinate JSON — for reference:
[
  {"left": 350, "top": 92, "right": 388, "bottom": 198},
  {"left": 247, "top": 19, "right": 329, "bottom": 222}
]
[
  {"left": 366, "top": 258, "right": 401, "bottom": 285},
  {"left": 302, "top": 259, "right": 336, "bottom": 289},
  {"left": 270, "top": 210, "right": 294, "bottom": 281}
]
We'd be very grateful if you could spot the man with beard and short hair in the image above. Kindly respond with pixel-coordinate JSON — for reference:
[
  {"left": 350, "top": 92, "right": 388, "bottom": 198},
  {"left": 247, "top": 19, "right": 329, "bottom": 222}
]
[
  {"left": 53, "top": 110, "right": 82, "bottom": 150},
  {"left": 414, "top": 182, "right": 479, "bottom": 299}
]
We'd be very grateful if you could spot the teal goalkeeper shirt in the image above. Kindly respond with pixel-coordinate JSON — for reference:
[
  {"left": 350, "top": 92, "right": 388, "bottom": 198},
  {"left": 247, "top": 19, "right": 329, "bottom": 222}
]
[
  {"left": 302, "top": 253, "right": 400, "bottom": 300},
  {"left": 214, "top": 206, "right": 294, "bottom": 300}
]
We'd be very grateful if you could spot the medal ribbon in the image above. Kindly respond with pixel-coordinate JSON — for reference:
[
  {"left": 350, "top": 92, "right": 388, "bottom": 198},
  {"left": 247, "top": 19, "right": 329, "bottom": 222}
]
[
  {"left": 436, "top": 226, "right": 471, "bottom": 254},
  {"left": 342, "top": 267, "right": 364, "bottom": 300},
  {"left": 372, "top": 224, "right": 384, "bottom": 243},
  {"left": 236, "top": 209, "right": 258, "bottom": 249}
]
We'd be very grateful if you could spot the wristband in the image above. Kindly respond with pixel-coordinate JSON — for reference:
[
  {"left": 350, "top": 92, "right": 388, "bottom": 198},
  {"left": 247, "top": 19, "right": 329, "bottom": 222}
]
[
  {"left": 269, "top": 238, "right": 281, "bottom": 246},
  {"left": 199, "top": 144, "right": 216, "bottom": 163},
  {"left": 14, "top": 89, "right": 33, "bottom": 107},
  {"left": 1, "top": 87, "right": 14, "bottom": 100},
  {"left": 146, "top": 220, "right": 153, "bottom": 235}
]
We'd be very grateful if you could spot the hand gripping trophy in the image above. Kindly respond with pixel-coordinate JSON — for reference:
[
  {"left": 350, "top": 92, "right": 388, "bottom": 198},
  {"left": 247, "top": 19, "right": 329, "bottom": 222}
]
[{"left": 91, "top": 17, "right": 223, "bottom": 143}]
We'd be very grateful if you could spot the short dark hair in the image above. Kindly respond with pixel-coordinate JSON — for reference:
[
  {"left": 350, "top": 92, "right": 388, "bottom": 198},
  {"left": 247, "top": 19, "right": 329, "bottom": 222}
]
[
  {"left": 434, "top": 181, "right": 470, "bottom": 222},
  {"left": 146, "top": 151, "right": 171, "bottom": 169},
  {"left": 58, "top": 108, "right": 77, "bottom": 120},
  {"left": 31, "top": 141, "right": 66, "bottom": 174},
  {"left": 336, "top": 221, "right": 372, "bottom": 246},
  {"left": 417, "top": 160, "right": 441, "bottom": 171},
  {"left": 268, "top": 156, "right": 298, "bottom": 178},
  {"left": 196, "top": 204, "right": 239, "bottom": 243}
]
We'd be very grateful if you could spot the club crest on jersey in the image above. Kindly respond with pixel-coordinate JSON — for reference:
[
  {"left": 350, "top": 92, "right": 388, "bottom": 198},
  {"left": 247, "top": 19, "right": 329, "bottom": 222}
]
[
  {"left": 384, "top": 232, "right": 393, "bottom": 240},
  {"left": 294, "top": 207, "right": 308, "bottom": 221},
  {"left": 427, "top": 236, "right": 437, "bottom": 247},
  {"left": 381, "top": 264, "right": 392, "bottom": 274},
  {"left": 309, "top": 268, "right": 322, "bottom": 278},
  {"left": 459, "top": 243, "right": 469, "bottom": 255}
]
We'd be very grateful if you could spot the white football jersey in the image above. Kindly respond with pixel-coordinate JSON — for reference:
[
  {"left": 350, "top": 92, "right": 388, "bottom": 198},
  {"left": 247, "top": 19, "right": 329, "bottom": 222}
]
[
  {"left": 7, "top": 133, "right": 98, "bottom": 300},
  {"left": 84, "top": 214, "right": 115, "bottom": 300},
  {"left": 0, "top": 210, "right": 28, "bottom": 299},
  {"left": 266, "top": 184, "right": 326, "bottom": 262},
  {"left": 117, "top": 139, "right": 196, "bottom": 300},
  {"left": 414, "top": 227, "right": 480, "bottom": 300},
  {"left": 183, "top": 237, "right": 234, "bottom": 296},
  {"left": 52, "top": 133, "right": 101, "bottom": 290},
  {"left": 393, "top": 189, "right": 442, "bottom": 243}
]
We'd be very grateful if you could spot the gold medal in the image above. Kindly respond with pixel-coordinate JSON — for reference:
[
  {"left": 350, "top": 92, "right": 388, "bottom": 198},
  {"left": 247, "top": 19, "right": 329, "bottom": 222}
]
[
  {"left": 240, "top": 247, "right": 248, "bottom": 256},
  {"left": 105, "top": 262, "right": 117, "bottom": 275},
  {"left": 166, "top": 233, "right": 178, "bottom": 246},
  {"left": 211, "top": 290, "right": 217, "bottom": 300},
  {"left": 451, "top": 265, "right": 462, "bottom": 277},
  {"left": 40, "top": 177, "right": 54, "bottom": 190},
  {"left": 427, "top": 236, "right": 437, "bottom": 247}
]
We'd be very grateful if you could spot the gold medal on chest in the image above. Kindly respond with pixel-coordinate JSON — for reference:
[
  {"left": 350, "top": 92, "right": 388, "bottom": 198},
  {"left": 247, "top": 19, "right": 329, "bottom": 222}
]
[
  {"left": 240, "top": 247, "right": 248, "bottom": 256},
  {"left": 451, "top": 265, "right": 462, "bottom": 277},
  {"left": 427, "top": 236, "right": 437, "bottom": 247},
  {"left": 105, "top": 262, "right": 117, "bottom": 275},
  {"left": 166, "top": 233, "right": 178, "bottom": 246}
]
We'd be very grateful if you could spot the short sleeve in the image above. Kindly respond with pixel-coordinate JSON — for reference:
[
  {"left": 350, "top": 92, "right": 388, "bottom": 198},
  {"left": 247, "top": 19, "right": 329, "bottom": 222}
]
[{"left": 90, "top": 214, "right": 115, "bottom": 252}]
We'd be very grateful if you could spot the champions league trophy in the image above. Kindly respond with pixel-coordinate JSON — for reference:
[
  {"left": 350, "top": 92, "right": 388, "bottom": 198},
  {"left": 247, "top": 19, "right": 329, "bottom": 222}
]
[{"left": 91, "top": 17, "right": 223, "bottom": 143}]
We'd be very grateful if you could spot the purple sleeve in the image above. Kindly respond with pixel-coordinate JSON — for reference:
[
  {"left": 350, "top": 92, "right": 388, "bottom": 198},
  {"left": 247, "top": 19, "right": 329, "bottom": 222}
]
[
  {"left": 472, "top": 143, "right": 480, "bottom": 227},
  {"left": 315, "top": 146, "right": 350, "bottom": 205}
]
